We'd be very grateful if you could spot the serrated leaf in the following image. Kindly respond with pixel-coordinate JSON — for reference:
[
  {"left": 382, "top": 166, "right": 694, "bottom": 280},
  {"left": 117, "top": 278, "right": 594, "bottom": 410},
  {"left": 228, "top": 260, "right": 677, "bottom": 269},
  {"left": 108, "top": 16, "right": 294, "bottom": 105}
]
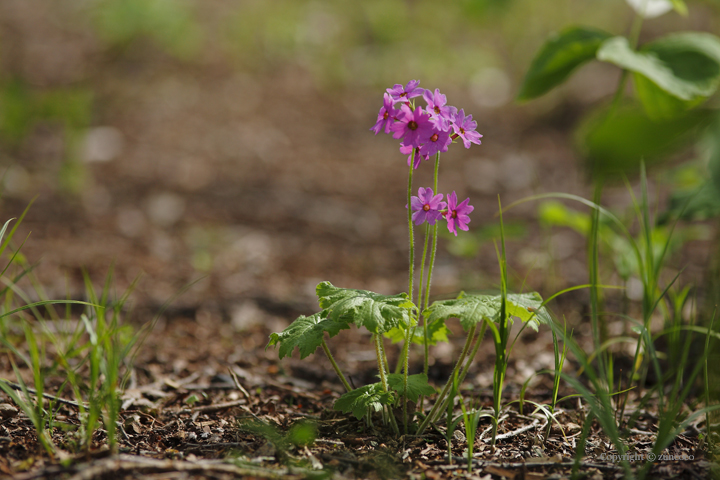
[
  {"left": 316, "top": 281, "right": 414, "bottom": 335},
  {"left": 506, "top": 293, "right": 552, "bottom": 332},
  {"left": 386, "top": 373, "right": 436, "bottom": 402},
  {"left": 334, "top": 383, "right": 394, "bottom": 419},
  {"left": 517, "top": 26, "right": 612, "bottom": 101},
  {"left": 267, "top": 311, "right": 350, "bottom": 359},
  {"left": 383, "top": 320, "right": 450, "bottom": 346},
  {"left": 425, "top": 292, "right": 551, "bottom": 332}
]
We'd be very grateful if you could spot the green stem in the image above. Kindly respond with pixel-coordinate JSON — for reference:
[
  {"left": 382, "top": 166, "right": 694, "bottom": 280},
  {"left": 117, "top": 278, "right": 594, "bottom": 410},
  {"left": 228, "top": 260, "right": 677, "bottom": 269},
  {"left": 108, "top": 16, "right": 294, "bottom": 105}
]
[
  {"left": 417, "top": 324, "right": 477, "bottom": 435},
  {"left": 407, "top": 158, "right": 415, "bottom": 305},
  {"left": 607, "top": 7, "right": 644, "bottom": 118},
  {"left": 375, "top": 334, "right": 399, "bottom": 435},
  {"left": 436, "top": 320, "right": 487, "bottom": 416},
  {"left": 322, "top": 339, "right": 351, "bottom": 392},
  {"left": 423, "top": 223, "right": 439, "bottom": 375},
  {"left": 422, "top": 154, "right": 441, "bottom": 377},
  {"left": 417, "top": 224, "right": 431, "bottom": 319},
  {"left": 375, "top": 335, "right": 390, "bottom": 393}
]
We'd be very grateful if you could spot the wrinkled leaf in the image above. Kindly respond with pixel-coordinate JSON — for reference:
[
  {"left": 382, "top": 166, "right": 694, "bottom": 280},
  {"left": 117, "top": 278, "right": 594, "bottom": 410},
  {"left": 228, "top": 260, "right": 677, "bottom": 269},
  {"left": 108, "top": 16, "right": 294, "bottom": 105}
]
[
  {"left": 425, "top": 292, "right": 551, "bottom": 332},
  {"left": 334, "top": 383, "right": 394, "bottom": 419},
  {"left": 386, "top": 373, "right": 436, "bottom": 402},
  {"left": 517, "top": 26, "right": 612, "bottom": 101},
  {"left": 383, "top": 320, "right": 450, "bottom": 346},
  {"left": 506, "top": 293, "right": 552, "bottom": 332},
  {"left": 316, "top": 282, "right": 414, "bottom": 335},
  {"left": 267, "top": 311, "right": 350, "bottom": 359}
]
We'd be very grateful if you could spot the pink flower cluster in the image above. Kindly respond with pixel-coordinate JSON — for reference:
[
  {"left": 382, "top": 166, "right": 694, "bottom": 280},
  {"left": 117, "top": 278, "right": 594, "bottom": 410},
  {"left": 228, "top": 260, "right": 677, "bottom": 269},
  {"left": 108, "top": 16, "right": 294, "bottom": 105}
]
[
  {"left": 373, "top": 80, "right": 478, "bottom": 236},
  {"left": 410, "top": 188, "right": 473, "bottom": 236},
  {"left": 371, "top": 80, "right": 483, "bottom": 169}
]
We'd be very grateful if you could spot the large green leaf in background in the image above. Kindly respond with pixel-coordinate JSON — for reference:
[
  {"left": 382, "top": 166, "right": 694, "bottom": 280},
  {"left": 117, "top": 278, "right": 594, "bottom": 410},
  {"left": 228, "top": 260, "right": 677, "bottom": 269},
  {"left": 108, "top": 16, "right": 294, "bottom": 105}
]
[
  {"left": 576, "top": 104, "right": 714, "bottom": 176},
  {"left": 424, "top": 292, "right": 551, "bottom": 333},
  {"left": 517, "top": 27, "right": 613, "bottom": 101},
  {"left": 334, "top": 383, "right": 394, "bottom": 419},
  {"left": 316, "top": 282, "right": 414, "bottom": 335},
  {"left": 597, "top": 33, "right": 720, "bottom": 119},
  {"left": 266, "top": 311, "right": 350, "bottom": 359}
]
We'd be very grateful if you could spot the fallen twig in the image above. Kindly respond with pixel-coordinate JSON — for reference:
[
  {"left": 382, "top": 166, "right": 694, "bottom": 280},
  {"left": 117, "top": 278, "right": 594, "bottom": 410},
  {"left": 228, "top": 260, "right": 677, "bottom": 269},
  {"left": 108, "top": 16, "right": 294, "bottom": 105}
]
[
  {"left": 28, "top": 454, "right": 304, "bottom": 480},
  {"left": 0, "top": 379, "right": 85, "bottom": 409}
]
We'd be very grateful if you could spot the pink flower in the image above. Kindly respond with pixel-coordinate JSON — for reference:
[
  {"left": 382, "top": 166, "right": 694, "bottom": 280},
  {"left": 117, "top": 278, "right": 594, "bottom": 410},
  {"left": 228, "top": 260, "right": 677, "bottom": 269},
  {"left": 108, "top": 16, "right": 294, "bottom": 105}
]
[
  {"left": 387, "top": 80, "right": 424, "bottom": 103},
  {"left": 445, "top": 191, "right": 473, "bottom": 235},
  {"left": 391, "top": 104, "right": 433, "bottom": 149},
  {"left": 423, "top": 88, "right": 457, "bottom": 131},
  {"left": 400, "top": 144, "right": 429, "bottom": 170},
  {"left": 370, "top": 93, "right": 398, "bottom": 135},
  {"left": 419, "top": 126, "right": 452, "bottom": 158},
  {"left": 410, "top": 187, "right": 446, "bottom": 225},
  {"left": 451, "top": 109, "right": 482, "bottom": 149}
]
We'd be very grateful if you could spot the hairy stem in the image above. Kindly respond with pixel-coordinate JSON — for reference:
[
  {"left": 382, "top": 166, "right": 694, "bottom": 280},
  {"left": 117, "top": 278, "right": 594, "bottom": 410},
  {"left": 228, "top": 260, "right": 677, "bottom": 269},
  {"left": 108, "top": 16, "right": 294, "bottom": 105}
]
[
  {"left": 322, "top": 338, "right": 351, "bottom": 392},
  {"left": 407, "top": 159, "right": 415, "bottom": 305},
  {"left": 375, "top": 334, "right": 399, "bottom": 435}
]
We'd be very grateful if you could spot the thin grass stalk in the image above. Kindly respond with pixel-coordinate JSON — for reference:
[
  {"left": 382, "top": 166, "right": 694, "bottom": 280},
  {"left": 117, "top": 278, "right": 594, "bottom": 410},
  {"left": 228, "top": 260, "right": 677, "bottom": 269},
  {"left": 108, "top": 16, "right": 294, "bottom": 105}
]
[
  {"left": 490, "top": 196, "right": 509, "bottom": 446},
  {"left": 705, "top": 308, "right": 717, "bottom": 448},
  {"left": 589, "top": 183, "right": 609, "bottom": 391},
  {"left": 436, "top": 321, "right": 487, "bottom": 417},
  {"left": 417, "top": 324, "right": 477, "bottom": 435}
]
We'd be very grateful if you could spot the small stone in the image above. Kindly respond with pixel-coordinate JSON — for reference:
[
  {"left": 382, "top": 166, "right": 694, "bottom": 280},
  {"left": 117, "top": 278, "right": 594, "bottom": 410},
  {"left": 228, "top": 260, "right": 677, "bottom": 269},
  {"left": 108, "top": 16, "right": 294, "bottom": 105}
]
[{"left": 0, "top": 403, "right": 18, "bottom": 418}]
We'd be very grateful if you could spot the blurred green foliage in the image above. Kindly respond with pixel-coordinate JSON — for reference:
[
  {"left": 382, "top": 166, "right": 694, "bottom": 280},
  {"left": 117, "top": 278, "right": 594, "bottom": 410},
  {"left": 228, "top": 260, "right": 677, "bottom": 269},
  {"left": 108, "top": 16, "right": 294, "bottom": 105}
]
[
  {"left": 538, "top": 200, "right": 709, "bottom": 280},
  {"left": 444, "top": 221, "right": 526, "bottom": 258},
  {"left": 518, "top": 1, "right": 720, "bottom": 222},
  {"left": 0, "top": 81, "right": 92, "bottom": 147},
  {"left": 90, "top": 0, "right": 202, "bottom": 59},
  {"left": 0, "top": 80, "right": 93, "bottom": 194}
]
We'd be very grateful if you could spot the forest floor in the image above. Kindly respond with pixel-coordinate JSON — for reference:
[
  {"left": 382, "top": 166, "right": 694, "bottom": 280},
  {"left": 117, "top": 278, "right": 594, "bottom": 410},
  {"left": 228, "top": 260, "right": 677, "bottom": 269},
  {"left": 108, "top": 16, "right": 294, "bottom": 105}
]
[{"left": 0, "top": 2, "right": 718, "bottom": 477}]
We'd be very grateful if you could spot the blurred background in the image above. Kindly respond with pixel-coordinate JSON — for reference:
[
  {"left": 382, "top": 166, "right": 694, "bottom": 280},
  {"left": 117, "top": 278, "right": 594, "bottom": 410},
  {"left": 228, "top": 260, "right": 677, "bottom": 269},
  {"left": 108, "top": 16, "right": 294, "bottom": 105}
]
[{"left": 1, "top": 0, "right": 718, "bottom": 332}]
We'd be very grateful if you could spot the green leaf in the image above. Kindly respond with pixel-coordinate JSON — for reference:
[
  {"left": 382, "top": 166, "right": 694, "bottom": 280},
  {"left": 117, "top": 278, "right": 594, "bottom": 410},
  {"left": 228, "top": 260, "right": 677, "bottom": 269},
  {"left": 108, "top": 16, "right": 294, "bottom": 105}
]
[
  {"left": 424, "top": 292, "right": 551, "bottom": 332},
  {"left": 334, "top": 383, "right": 394, "bottom": 419},
  {"left": 576, "top": 104, "right": 713, "bottom": 176},
  {"left": 506, "top": 293, "right": 552, "bottom": 332},
  {"left": 316, "top": 282, "right": 414, "bottom": 335},
  {"left": 425, "top": 293, "right": 498, "bottom": 331},
  {"left": 633, "top": 73, "right": 704, "bottom": 120},
  {"left": 383, "top": 321, "right": 450, "bottom": 346},
  {"left": 668, "top": 0, "right": 688, "bottom": 16},
  {"left": 517, "top": 26, "right": 612, "bottom": 101},
  {"left": 266, "top": 311, "right": 350, "bottom": 359},
  {"left": 598, "top": 34, "right": 720, "bottom": 106},
  {"left": 386, "top": 373, "right": 436, "bottom": 402},
  {"left": 634, "top": 33, "right": 720, "bottom": 119}
]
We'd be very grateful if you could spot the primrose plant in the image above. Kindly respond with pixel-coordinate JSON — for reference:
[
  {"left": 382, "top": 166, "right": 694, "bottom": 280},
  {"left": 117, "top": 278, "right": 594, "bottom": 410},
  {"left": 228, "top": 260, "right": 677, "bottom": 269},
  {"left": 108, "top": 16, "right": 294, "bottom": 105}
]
[{"left": 268, "top": 81, "right": 551, "bottom": 437}]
